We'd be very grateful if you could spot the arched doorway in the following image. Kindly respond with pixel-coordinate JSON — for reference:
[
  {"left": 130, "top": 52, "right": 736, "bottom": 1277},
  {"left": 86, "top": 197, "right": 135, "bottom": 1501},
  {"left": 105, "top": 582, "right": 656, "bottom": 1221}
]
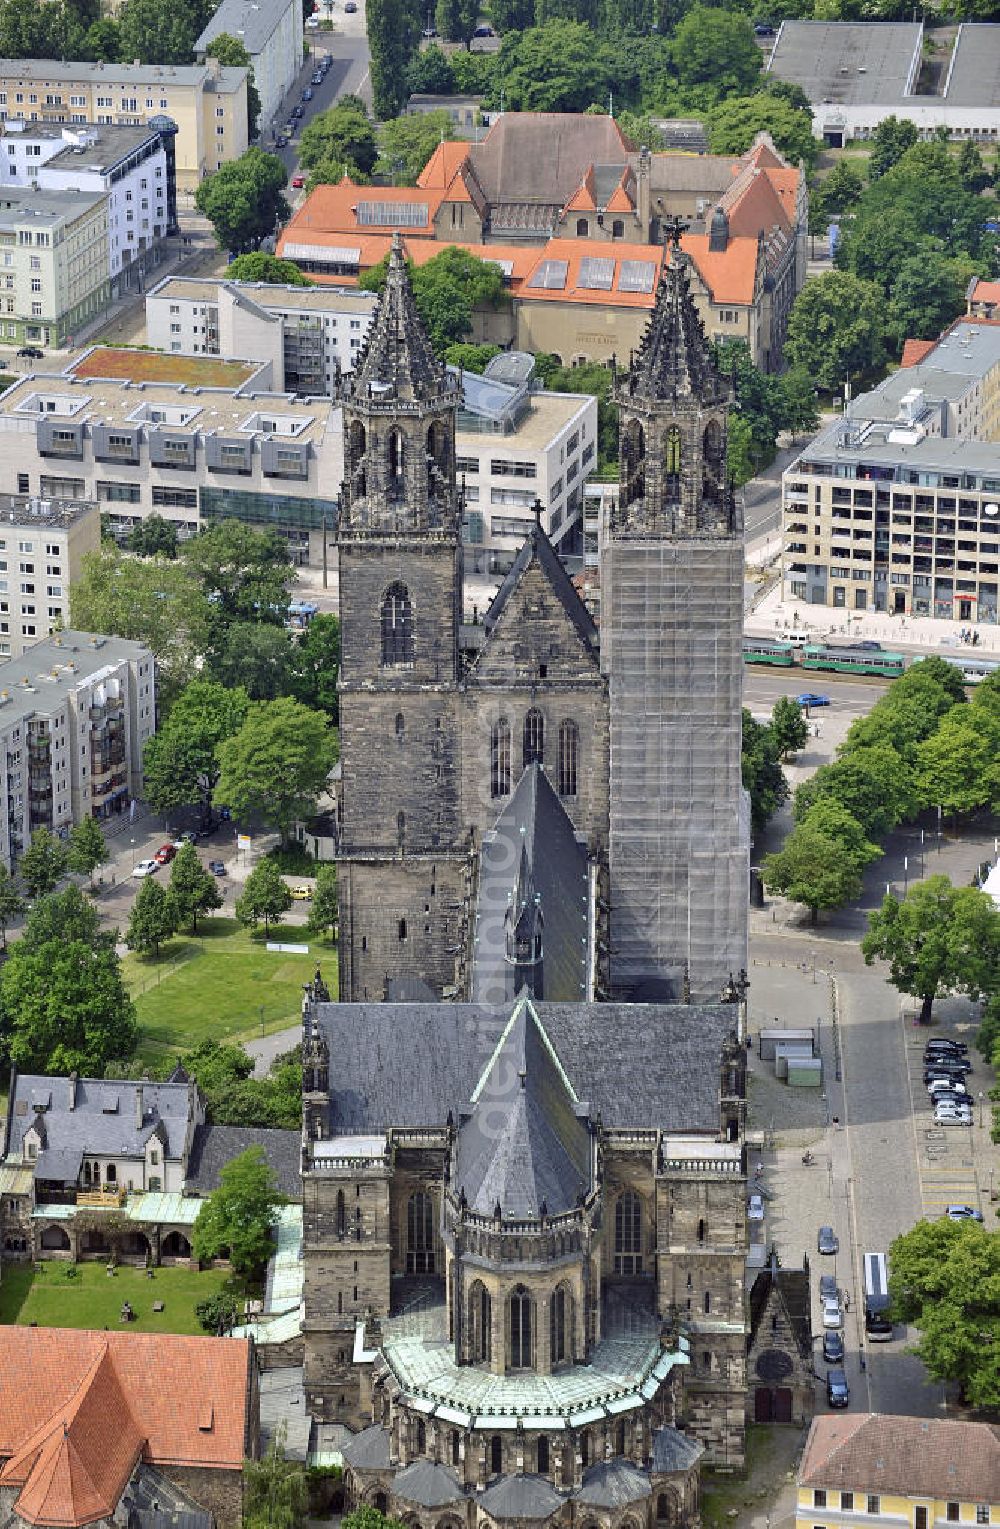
[
  {"left": 39, "top": 1225, "right": 70, "bottom": 1253},
  {"left": 161, "top": 1230, "right": 191, "bottom": 1260}
]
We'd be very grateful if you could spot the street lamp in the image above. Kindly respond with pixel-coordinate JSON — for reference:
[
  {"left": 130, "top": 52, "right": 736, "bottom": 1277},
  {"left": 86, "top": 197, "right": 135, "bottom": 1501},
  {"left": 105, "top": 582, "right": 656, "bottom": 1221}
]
[
  {"left": 130, "top": 836, "right": 135, "bottom": 871},
  {"left": 979, "top": 1091, "right": 985, "bottom": 1130},
  {"left": 903, "top": 855, "right": 909, "bottom": 895}
]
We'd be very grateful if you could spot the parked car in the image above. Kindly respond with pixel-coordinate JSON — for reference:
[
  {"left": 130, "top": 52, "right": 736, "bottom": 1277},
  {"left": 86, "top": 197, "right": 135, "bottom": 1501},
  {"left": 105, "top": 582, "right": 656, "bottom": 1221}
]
[
  {"left": 302, "top": 88, "right": 314, "bottom": 101},
  {"left": 796, "top": 692, "right": 831, "bottom": 708},
  {"left": 344, "top": 3, "right": 357, "bottom": 12},
  {"left": 285, "top": 122, "right": 297, "bottom": 136},
  {"left": 747, "top": 1192, "right": 764, "bottom": 1221},
  {"left": 924, "top": 1045, "right": 969, "bottom": 1062},
  {"left": 925, "top": 1037, "right": 967, "bottom": 1052},
  {"left": 945, "top": 1205, "right": 984, "bottom": 1221},
  {"left": 133, "top": 859, "right": 159, "bottom": 878},
  {"left": 154, "top": 843, "right": 176, "bottom": 865},
  {"left": 292, "top": 105, "right": 305, "bottom": 118},
  {"left": 819, "top": 1273, "right": 838, "bottom": 1300},
  {"left": 208, "top": 860, "right": 226, "bottom": 876},
  {"left": 822, "top": 1331, "right": 844, "bottom": 1364},
  {"left": 826, "top": 1368, "right": 850, "bottom": 1408},
  {"left": 311, "top": 71, "right": 323, "bottom": 83},
  {"left": 306, "top": 14, "right": 321, "bottom": 24},
  {"left": 473, "top": 21, "right": 493, "bottom": 32},
  {"left": 822, "top": 1297, "right": 842, "bottom": 1330},
  {"left": 928, "top": 1087, "right": 970, "bottom": 1106},
  {"left": 17, "top": 345, "right": 43, "bottom": 359},
  {"left": 319, "top": 53, "right": 331, "bottom": 69},
  {"left": 753, "top": 22, "right": 775, "bottom": 35},
  {"left": 927, "top": 1077, "right": 969, "bottom": 1096},
  {"left": 817, "top": 1225, "right": 839, "bottom": 1255},
  {"left": 290, "top": 885, "right": 312, "bottom": 902},
  {"left": 291, "top": 174, "right": 305, "bottom": 188},
  {"left": 934, "top": 1106, "right": 972, "bottom": 1126},
  {"left": 924, "top": 1064, "right": 971, "bottom": 1083}
]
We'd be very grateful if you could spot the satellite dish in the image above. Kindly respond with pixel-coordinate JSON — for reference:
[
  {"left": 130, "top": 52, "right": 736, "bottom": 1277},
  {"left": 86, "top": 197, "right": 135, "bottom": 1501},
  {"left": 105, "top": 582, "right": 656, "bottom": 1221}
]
[{"left": 985, "top": 503, "right": 999, "bottom": 517}]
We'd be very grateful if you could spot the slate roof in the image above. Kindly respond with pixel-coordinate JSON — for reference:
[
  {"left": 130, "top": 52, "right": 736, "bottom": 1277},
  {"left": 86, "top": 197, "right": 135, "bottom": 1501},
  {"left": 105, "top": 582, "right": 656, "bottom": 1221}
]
[
  {"left": 455, "top": 995, "right": 592, "bottom": 1218},
  {"left": 576, "top": 1460, "right": 652, "bottom": 1507},
  {"left": 749, "top": 1258, "right": 811, "bottom": 1360},
  {"left": 801, "top": 1416, "right": 1000, "bottom": 1502},
  {"left": 468, "top": 113, "right": 632, "bottom": 208},
  {"left": 34, "top": 1147, "right": 84, "bottom": 1182},
  {"left": 481, "top": 519, "right": 599, "bottom": 653},
  {"left": 472, "top": 764, "right": 590, "bottom": 1006},
  {"left": 651, "top": 1427, "right": 705, "bottom": 1475},
  {"left": 393, "top": 1459, "right": 466, "bottom": 1508},
  {"left": 314, "top": 996, "right": 734, "bottom": 1137},
  {"left": 479, "top": 1474, "right": 566, "bottom": 1520},
  {"left": 341, "top": 1425, "right": 392, "bottom": 1470},
  {"left": 123, "top": 1462, "right": 213, "bottom": 1529},
  {"left": 6, "top": 1072, "right": 194, "bottom": 1168},
  {"left": 186, "top": 1123, "right": 301, "bottom": 1200}
]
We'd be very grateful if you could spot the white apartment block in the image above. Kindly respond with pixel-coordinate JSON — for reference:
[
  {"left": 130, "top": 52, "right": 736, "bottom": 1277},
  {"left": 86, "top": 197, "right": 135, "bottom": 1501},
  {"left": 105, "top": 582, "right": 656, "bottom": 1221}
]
[
  {"left": 0, "top": 59, "right": 248, "bottom": 191},
  {"left": 0, "top": 629, "right": 154, "bottom": 868},
  {"left": 145, "top": 276, "right": 377, "bottom": 391},
  {"left": 195, "top": 0, "right": 303, "bottom": 139},
  {"left": 454, "top": 357, "right": 598, "bottom": 576},
  {"left": 0, "top": 495, "right": 100, "bottom": 659},
  {"left": 0, "top": 354, "right": 341, "bottom": 567},
  {"left": 781, "top": 321, "right": 1000, "bottom": 621},
  {"left": 0, "top": 121, "right": 174, "bottom": 298},
  {"left": 0, "top": 187, "right": 109, "bottom": 349}
]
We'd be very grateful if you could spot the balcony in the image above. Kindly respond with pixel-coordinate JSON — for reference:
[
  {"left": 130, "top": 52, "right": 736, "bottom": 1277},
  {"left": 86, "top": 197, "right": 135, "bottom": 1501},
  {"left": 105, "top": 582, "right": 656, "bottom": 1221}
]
[{"left": 77, "top": 1187, "right": 125, "bottom": 1208}]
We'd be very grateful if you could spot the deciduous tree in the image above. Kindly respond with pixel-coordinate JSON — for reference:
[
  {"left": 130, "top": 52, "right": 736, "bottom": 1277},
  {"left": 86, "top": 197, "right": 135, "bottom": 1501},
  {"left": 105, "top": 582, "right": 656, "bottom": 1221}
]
[
  {"left": 169, "top": 843, "right": 223, "bottom": 932},
  {"left": 67, "top": 816, "right": 109, "bottom": 883},
  {"left": 862, "top": 875, "right": 1000, "bottom": 1022},
  {"left": 868, "top": 114, "right": 918, "bottom": 179},
  {"left": 207, "top": 621, "right": 294, "bottom": 701},
  {"left": 794, "top": 742, "right": 916, "bottom": 838},
  {"left": 143, "top": 679, "right": 250, "bottom": 825},
  {"left": 374, "top": 110, "right": 455, "bottom": 185},
  {"left": 192, "top": 1146, "right": 284, "bottom": 1281},
  {"left": 888, "top": 1219, "right": 1000, "bottom": 1408},
  {"left": 784, "top": 271, "right": 886, "bottom": 392},
  {"left": 195, "top": 148, "right": 289, "bottom": 254},
  {"left": 19, "top": 827, "right": 68, "bottom": 900},
  {"left": 227, "top": 253, "right": 312, "bottom": 286},
  {"left": 182, "top": 521, "right": 292, "bottom": 632},
  {"left": 761, "top": 825, "right": 865, "bottom": 924},
  {"left": 125, "top": 876, "right": 177, "bottom": 958},
  {"left": 769, "top": 695, "right": 809, "bottom": 760},
  {"left": 235, "top": 857, "right": 293, "bottom": 934},
  {"left": 707, "top": 92, "right": 816, "bottom": 170},
  {"left": 797, "top": 799, "right": 880, "bottom": 870},
  {"left": 671, "top": 7, "right": 761, "bottom": 98},
  {"left": 299, "top": 97, "right": 378, "bottom": 177},
  {"left": 305, "top": 863, "right": 338, "bottom": 940},
  {"left": 127, "top": 513, "right": 177, "bottom": 560},
  {"left": 0, "top": 934, "right": 137, "bottom": 1073},
  {"left": 498, "top": 21, "right": 614, "bottom": 113},
  {"left": 0, "top": 863, "right": 25, "bottom": 949},
  {"left": 215, "top": 697, "right": 336, "bottom": 842},
  {"left": 19, "top": 885, "right": 107, "bottom": 953},
  {"left": 916, "top": 704, "right": 1000, "bottom": 817},
  {"left": 367, "top": 0, "right": 421, "bottom": 118},
  {"left": 243, "top": 1425, "right": 308, "bottom": 1529},
  {"left": 289, "top": 613, "right": 340, "bottom": 719}
]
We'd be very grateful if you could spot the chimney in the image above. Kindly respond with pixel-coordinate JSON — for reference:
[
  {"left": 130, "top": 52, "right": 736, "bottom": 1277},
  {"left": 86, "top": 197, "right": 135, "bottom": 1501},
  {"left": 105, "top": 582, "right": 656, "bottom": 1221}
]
[
  {"left": 68, "top": 1072, "right": 77, "bottom": 1110},
  {"left": 135, "top": 1084, "right": 143, "bottom": 1130}
]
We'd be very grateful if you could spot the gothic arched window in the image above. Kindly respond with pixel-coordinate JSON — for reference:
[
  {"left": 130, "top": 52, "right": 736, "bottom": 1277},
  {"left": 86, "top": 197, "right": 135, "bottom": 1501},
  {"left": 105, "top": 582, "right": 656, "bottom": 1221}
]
[
  {"left": 491, "top": 718, "right": 511, "bottom": 798},
  {"left": 336, "top": 1190, "right": 346, "bottom": 1238},
  {"left": 389, "top": 427, "right": 405, "bottom": 490},
  {"left": 349, "top": 418, "right": 366, "bottom": 467},
  {"left": 550, "top": 1285, "right": 568, "bottom": 1365},
  {"left": 509, "top": 1284, "right": 532, "bottom": 1369},
  {"left": 703, "top": 419, "right": 723, "bottom": 466},
  {"left": 614, "top": 1190, "right": 643, "bottom": 1275},
  {"left": 416, "top": 1418, "right": 426, "bottom": 1454},
  {"left": 395, "top": 712, "right": 405, "bottom": 742},
  {"left": 537, "top": 1436, "right": 550, "bottom": 1475},
  {"left": 576, "top": 217, "right": 589, "bottom": 237},
  {"left": 666, "top": 425, "right": 682, "bottom": 475},
  {"left": 557, "top": 719, "right": 578, "bottom": 797},
  {"left": 621, "top": 418, "right": 645, "bottom": 508},
  {"left": 470, "top": 1280, "right": 492, "bottom": 1363},
  {"left": 523, "top": 708, "right": 544, "bottom": 768},
  {"left": 381, "top": 583, "right": 413, "bottom": 667},
  {"left": 490, "top": 1436, "right": 503, "bottom": 1476},
  {"left": 406, "top": 1191, "right": 435, "bottom": 1274}
]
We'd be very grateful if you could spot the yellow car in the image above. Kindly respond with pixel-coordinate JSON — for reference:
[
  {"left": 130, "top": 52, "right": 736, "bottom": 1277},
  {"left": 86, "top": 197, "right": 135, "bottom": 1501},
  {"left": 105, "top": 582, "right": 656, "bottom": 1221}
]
[{"left": 290, "top": 884, "right": 312, "bottom": 901}]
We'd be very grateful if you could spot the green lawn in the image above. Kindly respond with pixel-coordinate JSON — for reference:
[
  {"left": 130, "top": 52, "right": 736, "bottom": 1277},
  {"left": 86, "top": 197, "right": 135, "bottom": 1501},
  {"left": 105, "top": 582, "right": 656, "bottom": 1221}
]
[
  {"left": 122, "top": 917, "right": 336, "bottom": 1064},
  {"left": 0, "top": 1260, "right": 234, "bottom": 1336}
]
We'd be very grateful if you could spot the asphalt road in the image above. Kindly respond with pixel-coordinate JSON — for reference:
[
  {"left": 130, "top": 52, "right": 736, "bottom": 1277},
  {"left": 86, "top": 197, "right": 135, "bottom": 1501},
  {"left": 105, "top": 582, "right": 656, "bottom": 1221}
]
[{"left": 744, "top": 668, "right": 891, "bottom": 713}]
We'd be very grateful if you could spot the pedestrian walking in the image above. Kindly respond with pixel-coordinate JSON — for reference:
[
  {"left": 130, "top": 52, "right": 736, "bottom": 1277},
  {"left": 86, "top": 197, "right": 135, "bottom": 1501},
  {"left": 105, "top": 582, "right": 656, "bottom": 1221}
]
[{"left": 844, "top": 1292, "right": 851, "bottom": 1313}]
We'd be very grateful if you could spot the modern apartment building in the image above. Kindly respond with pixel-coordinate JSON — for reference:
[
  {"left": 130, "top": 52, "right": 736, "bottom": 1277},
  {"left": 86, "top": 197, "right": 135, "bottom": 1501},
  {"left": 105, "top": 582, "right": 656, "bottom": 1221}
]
[
  {"left": 0, "top": 119, "right": 176, "bottom": 297},
  {"left": 195, "top": 0, "right": 303, "bottom": 139},
  {"left": 0, "top": 187, "right": 109, "bottom": 348},
  {"left": 145, "top": 276, "right": 377, "bottom": 390},
  {"left": 0, "top": 494, "right": 100, "bottom": 658},
  {"left": 0, "top": 629, "right": 154, "bottom": 867},
  {"left": 454, "top": 354, "right": 597, "bottom": 575},
  {"left": 0, "top": 349, "right": 341, "bottom": 565},
  {"left": 0, "top": 59, "right": 248, "bottom": 190},
  {"left": 797, "top": 1415, "right": 999, "bottom": 1529},
  {"left": 781, "top": 321, "right": 1000, "bottom": 620}
]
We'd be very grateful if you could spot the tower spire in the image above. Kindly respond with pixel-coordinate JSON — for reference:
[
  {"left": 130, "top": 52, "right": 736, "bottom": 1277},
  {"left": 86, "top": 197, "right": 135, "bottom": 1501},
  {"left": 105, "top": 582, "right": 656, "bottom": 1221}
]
[
  {"left": 346, "top": 231, "right": 459, "bottom": 409},
  {"left": 623, "top": 232, "right": 729, "bottom": 408}
]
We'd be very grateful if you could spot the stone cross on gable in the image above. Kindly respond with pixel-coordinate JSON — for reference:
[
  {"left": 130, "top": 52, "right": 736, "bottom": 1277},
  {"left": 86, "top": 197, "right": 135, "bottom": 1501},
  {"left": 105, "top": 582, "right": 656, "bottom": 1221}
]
[{"left": 663, "top": 214, "right": 689, "bottom": 249}]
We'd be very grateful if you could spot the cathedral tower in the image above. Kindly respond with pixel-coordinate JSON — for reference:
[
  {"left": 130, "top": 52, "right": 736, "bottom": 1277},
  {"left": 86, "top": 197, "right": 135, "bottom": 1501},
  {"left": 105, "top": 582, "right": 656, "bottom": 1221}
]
[
  {"left": 336, "top": 234, "right": 467, "bottom": 1000},
  {"left": 602, "top": 233, "right": 750, "bottom": 1003}
]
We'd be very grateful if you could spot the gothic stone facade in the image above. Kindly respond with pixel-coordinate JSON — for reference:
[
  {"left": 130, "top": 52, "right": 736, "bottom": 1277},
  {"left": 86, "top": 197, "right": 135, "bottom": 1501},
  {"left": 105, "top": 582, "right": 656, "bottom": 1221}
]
[
  {"left": 301, "top": 993, "right": 749, "bottom": 1476},
  {"left": 335, "top": 233, "right": 747, "bottom": 1008}
]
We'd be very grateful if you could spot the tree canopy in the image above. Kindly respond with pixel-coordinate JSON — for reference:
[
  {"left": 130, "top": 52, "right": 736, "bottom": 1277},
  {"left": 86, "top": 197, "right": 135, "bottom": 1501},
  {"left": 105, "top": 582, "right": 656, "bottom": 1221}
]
[
  {"left": 143, "top": 678, "right": 251, "bottom": 824},
  {"left": 125, "top": 877, "right": 177, "bottom": 958},
  {"left": 235, "top": 857, "right": 294, "bottom": 934},
  {"left": 707, "top": 92, "right": 817, "bottom": 170},
  {"left": 498, "top": 21, "right": 615, "bottom": 112},
  {"left": 195, "top": 148, "right": 289, "bottom": 255},
  {"left": 374, "top": 110, "right": 455, "bottom": 185},
  {"left": 784, "top": 270, "right": 887, "bottom": 392},
  {"left": 300, "top": 96, "right": 378, "bottom": 178},
  {"left": 888, "top": 1219, "right": 1000, "bottom": 1408},
  {"left": 226, "top": 253, "right": 312, "bottom": 286},
  {"left": 361, "top": 245, "right": 507, "bottom": 354},
  {"left": 181, "top": 1039, "right": 302, "bottom": 1128},
  {"left": 671, "top": 7, "right": 761, "bottom": 98},
  {"left": 19, "top": 827, "right": 68, "bottom": 900},
  {"left": 182, "top": 521, "right": 293, "bottom": 635},
  {"left": 215, "top": 697, "right": 336, "bottom": 841},
  {"left": 862, "top": 875, "right": 1000, "bottom": 1021},
  {"left": 169, "top": 843, "right": 223, "bottom": 933},
  {"left": 762, "top": 824, "right": 867, "bottom": 924},
  {"left": 127, "top": 513, "right": 177, "bottom": 560},
  {"left": 192, "top": 1146, "right": 284, "bottom": 1281}
]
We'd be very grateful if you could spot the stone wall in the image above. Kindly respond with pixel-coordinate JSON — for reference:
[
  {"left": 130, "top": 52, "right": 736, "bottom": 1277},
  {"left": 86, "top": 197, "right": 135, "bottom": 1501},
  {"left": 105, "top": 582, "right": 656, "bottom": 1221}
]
[{"left": 164, "top": 1464, "right": 244, "bottom": 1529}]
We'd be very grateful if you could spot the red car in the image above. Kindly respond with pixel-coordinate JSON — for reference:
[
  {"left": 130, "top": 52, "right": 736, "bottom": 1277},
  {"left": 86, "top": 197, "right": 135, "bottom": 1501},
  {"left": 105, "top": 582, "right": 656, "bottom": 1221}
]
[
  {"left": 291, "top": 174, "right": 305, "bottom": 188},
  {"left": 154, "top": 843, "right": 176, "bottom": 865}
]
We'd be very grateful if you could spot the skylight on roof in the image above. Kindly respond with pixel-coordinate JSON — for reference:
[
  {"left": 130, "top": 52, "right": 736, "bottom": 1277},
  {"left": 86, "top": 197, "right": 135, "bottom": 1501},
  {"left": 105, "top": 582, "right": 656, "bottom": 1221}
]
[
  {"left": 527, "top": 260, "right": 568, "bottom": 291},
  {"left": 356, "top": 200, "right": 427, "bottom": 228},
  {"left": 618, "top": 260, "right": 656, "bottom": 294},
  {"left": 577, "top": 256, "right": 614, "bottom": 291}
]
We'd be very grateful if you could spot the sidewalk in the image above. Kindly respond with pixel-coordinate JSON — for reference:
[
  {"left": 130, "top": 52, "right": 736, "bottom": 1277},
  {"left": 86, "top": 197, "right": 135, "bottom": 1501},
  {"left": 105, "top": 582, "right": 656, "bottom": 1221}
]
[{"left": 747, "top": 581, "right": 1000, "bottom": 655}]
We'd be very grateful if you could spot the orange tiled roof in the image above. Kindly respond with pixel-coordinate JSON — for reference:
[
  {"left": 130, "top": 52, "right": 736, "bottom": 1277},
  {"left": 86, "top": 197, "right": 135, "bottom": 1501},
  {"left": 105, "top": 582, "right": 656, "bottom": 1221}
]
[
  {"left": 900, "top": 338, "right": 936, "bottom": 368},
  {"left": 744, "top": 136, "right": 787, "bottom": 172},
  {"left": 417, "top": 139, "right": 469, "bottom": 190},
  {"left": 969, "top": 277, "right": 1000, "bottom": 307},
  {"left": 281, "top": 177, "right": 447, "bottom": 239},
  {"left": 676, "top": 233, "right": 760, "bottom": 307},
  {"left": 722, "top": 168, "right": 791, "bottom": 240},
  {"left": 0, "top": 1328, "right": 251, "bottom": 1529},
  {"left": 799, "top": 1415, "right": 1000, "bottom": 1506}
]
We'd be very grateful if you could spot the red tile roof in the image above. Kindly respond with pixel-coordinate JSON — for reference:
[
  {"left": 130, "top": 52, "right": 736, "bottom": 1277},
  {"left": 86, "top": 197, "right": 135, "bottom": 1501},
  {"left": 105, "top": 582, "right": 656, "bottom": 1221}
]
[
  {"left": 799, "top": 1415, "right": 1000, "bottom": 1506},
  {"left": 281, "top": 177, "right": 447, "bottom": 239},
  {"left": 0, "top": 1328, "right": 251, "bottom": 1529},
  {"left": 900, "top": 338, "right": 936, "bottom": 368},
  {"left": 968, "top": 277, "right": 1000, "bottom": 308}
]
